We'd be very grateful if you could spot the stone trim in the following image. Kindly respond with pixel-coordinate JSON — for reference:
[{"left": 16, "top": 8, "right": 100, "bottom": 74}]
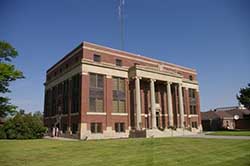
[
  {"left": 188, "top": 114, "right": 199, "bottom": 118},
  {"left": 129, "top": 65, "right": 183, "bottom": 84},
  {"left": 86, "top": 112, "right": 107, "bottom": 115},
  {"left": 45, "top": 65, "right": 82, "bottom": 89},
  {"left": 111, "top": 113, "right": 128, "bottom": 116},
  {"left": 47, "top": 46, "right": 83, "bottom": 74},
  {"left": 182, "top": 82, "right": 199, "bottom": 91},
  {"left": 82, "top": 60, "right": 128, "bottom": 78}
]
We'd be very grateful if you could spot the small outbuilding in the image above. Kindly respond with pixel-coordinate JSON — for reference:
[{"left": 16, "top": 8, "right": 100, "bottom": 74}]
[{"left": 201, "top": 106, "right": 250, "bottom": 131}]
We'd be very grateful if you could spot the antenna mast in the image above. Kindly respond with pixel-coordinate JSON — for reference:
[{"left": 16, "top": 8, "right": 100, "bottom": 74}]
[{"left": 118, "top": 0, "right": 125, "bottom": 50}]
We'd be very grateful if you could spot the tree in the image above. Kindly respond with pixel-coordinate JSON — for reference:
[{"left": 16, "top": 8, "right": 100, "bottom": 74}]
[
  {"left": 0, "top": 110, "right": 47, "bottom": 139},
  {"left": 0, "top": 41, "right": 24, "bottom": 118},
  {"left": 237, "top": 83, "right": 250, "bottom": 109}
]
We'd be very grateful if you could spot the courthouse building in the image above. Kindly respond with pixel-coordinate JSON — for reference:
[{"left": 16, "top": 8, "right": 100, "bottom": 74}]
[{"left": 44, "top": 42, "right": 202, "bottom": 139}]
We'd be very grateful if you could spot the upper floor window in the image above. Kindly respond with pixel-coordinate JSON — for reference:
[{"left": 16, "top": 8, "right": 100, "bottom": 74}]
[
  {"left": 189, "top": 89, "right": 196, "bottom": 99},
  {"left": 71, "top": 74, "right": 80, "bottom": 113},
  {"left": 93, "top": 54, "right": 101, "bottom": 62},
  {"left": 75, "top": 56, "right": 79, "bottom": 62},
  {"left": 90, "top": 73, "right": 104, "bottom": 88},
  {"left": 189, "top": 75, "right": 193, "bottom": 81},
  {"left": 58, "top": 83, "right": 63, "bottom": 96},
  {"left": 112, "top": 77, "right": 125, "bottom": 113},
  {"left": 89, "top": 73, "right": 104, "bottom": 112},
  {"left": 115, "top": 59, "right": 122, "bottom": 66},
  {"left": 190, "top": 105, "right": 197, "bottom": 114}
]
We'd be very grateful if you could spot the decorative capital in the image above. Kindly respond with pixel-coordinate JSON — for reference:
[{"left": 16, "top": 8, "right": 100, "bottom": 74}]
[
  {"left": 106, "top": 75, "right": 112, "bottom": 79},
  {"left": 135, "top": 76, "right": 142, "bottom": 80},
  {"left": 167, "top": 81, "right": 172, "bottom": 85}
]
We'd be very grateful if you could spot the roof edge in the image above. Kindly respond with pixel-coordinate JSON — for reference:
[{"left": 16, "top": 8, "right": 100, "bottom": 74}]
[
  {"left": 46, "top": 42, "right": 84, "bottom": 73},
  {"left": 83, "top": 41, "right": 197, "bottom": 73}
]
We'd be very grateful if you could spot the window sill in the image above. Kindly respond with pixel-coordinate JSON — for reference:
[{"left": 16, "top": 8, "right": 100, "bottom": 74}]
[
  {"left": 111, "top": 112, "right": 128, "bottom": 116},
  {"left": 188, "top": 114, "right": 198, "bottom": 117},
  {"left": 87, "top": 112, "right": 106, "bottom": 115}
]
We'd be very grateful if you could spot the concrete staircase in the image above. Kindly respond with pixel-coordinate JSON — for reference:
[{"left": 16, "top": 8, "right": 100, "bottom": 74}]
[{"left": 146, "top": 128, "right": 198, "bottom": 138}]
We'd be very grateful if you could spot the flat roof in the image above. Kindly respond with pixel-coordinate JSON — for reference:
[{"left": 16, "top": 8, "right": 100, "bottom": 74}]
[{"left": 47, "top": 41, "right": 196, "bottom": 74}]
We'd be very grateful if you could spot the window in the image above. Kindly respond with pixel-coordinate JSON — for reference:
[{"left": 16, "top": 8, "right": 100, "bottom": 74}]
[
  {"left": 190, "top": 105, "right": 197, "bottom": 114},
  {"left": 58, "top": 83, "right": 63, "bottom": 96},
  {"left": 63, "top": 79, "right": 69, "bottom": 114},
  {"left": 72, "top": 123, "right": 78, "bottom": 134},
  {"left": 93, "top": 54, "right": 101, "bottom": 62},
  {"left": 112, "top": 77, "right": 125, "bottom": 113},
  {"left": 90, "top": 73, "right": 103, "bottom": 88},
  {"left": 189, "top": 89, "right": 196, "bottom": 99},
  {"left": 115, "top": 59, "right": 122, "bottom": 66},
  {"left": 51, "top": 86, "right": 57, "bottom": 116},
  {"left": 191, "top": 121, "right": 198, "bottom": 128},
  {"left": 75, "top": 56, "right": 79, "bottom": 62},
  {"left": 189, "top": 88, "right": 197, "bottom": 114},
  {"left": 89, "top": 73, "right": 104, "bottom": 112},
  {"left": 90, "top": 123, "right": 102, "bottom": 133},
  {"left": 155, "top": 91, "right": 159, "bottom": 103},
  {"left": 62, "top": 123, "right": 67, "bottom": 133},
  {"left": 44, "top": 89, "right": 52, "bottom": 117},
  {"left": 71, "top": 74, "right": 80, "bottom": 113},
  {"left": 189, "top": 75, "right": 193, "bottom": 81},
  {"left": 115, "top": 123, "right": 125, "bottom": 132}
]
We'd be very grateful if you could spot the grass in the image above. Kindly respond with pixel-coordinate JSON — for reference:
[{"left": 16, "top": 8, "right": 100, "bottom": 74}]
[
  {"left": 206, "top": 131, "right": 250, "bottom": 136},
  {"left": 0, "top": 137, "right": 250, "bottom": 166}
]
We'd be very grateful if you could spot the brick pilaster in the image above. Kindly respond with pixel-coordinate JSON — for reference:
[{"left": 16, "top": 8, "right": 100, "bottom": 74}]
[{"left": 105, "top": 75, "right": 113, "bottom": 129}]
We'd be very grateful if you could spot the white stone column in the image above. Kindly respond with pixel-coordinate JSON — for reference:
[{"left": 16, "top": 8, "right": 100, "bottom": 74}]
[
  {"left": 178, "top": 83, "right": 185, "bottom": 128},
  {"left": 167, "top": 82, "right": 174, "bottom": 127},
  {"left": 150, "top": 79, "right": 157, "bottom": 129},
  {"left": 135, "top": 76, "right": 142, "bottom": 130}
]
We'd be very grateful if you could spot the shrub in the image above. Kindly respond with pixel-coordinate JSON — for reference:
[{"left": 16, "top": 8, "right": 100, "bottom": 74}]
[{"left": 0, "top": 112, "right": 47, "bottom": 139}]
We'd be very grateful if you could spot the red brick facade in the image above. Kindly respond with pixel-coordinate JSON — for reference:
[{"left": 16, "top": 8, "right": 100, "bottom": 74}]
[{"left": 44, "top": 42, "right": 202, "bottom": 139}]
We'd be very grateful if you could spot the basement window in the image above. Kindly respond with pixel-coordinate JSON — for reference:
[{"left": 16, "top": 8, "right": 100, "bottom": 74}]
[
  {"left": 115, "top": 123, "right": 125, "bottom": 132},
  {"left": 191, "top": 122, "right": 198, "bottom": 128},
  {"left": 91, "top": 123, "right": 102, "bottom": 133}
]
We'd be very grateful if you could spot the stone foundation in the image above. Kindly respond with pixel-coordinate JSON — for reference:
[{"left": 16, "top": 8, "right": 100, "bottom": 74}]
[{"left": 79, "top": 123, "right": 129, "bottom": 140}]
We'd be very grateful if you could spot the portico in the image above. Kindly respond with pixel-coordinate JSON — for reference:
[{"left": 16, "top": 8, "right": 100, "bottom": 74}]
[{"left": 129, "top": 64, "right": 199, "bottom": 130}]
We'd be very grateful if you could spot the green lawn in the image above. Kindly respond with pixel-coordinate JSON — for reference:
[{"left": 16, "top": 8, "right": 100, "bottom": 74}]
[
  {"left": 206, "top": 131, "right": 250, "bottom": 136},
  {"left": 0, "top": 138, "right": 250, "bottom": 166}
]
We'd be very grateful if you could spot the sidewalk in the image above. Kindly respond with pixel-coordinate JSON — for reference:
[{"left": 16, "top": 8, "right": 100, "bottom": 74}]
[
  {"left": 44, "top": 136, "right": 79, "bottom": 141},
  {"left": 178, "top": 133, "right": 250, "bottom": 140}
]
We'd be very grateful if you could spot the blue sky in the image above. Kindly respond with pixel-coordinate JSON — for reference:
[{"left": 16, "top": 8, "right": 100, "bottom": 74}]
[{"left": 0, "top": 0, "right": 249, "bottom": 112}]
